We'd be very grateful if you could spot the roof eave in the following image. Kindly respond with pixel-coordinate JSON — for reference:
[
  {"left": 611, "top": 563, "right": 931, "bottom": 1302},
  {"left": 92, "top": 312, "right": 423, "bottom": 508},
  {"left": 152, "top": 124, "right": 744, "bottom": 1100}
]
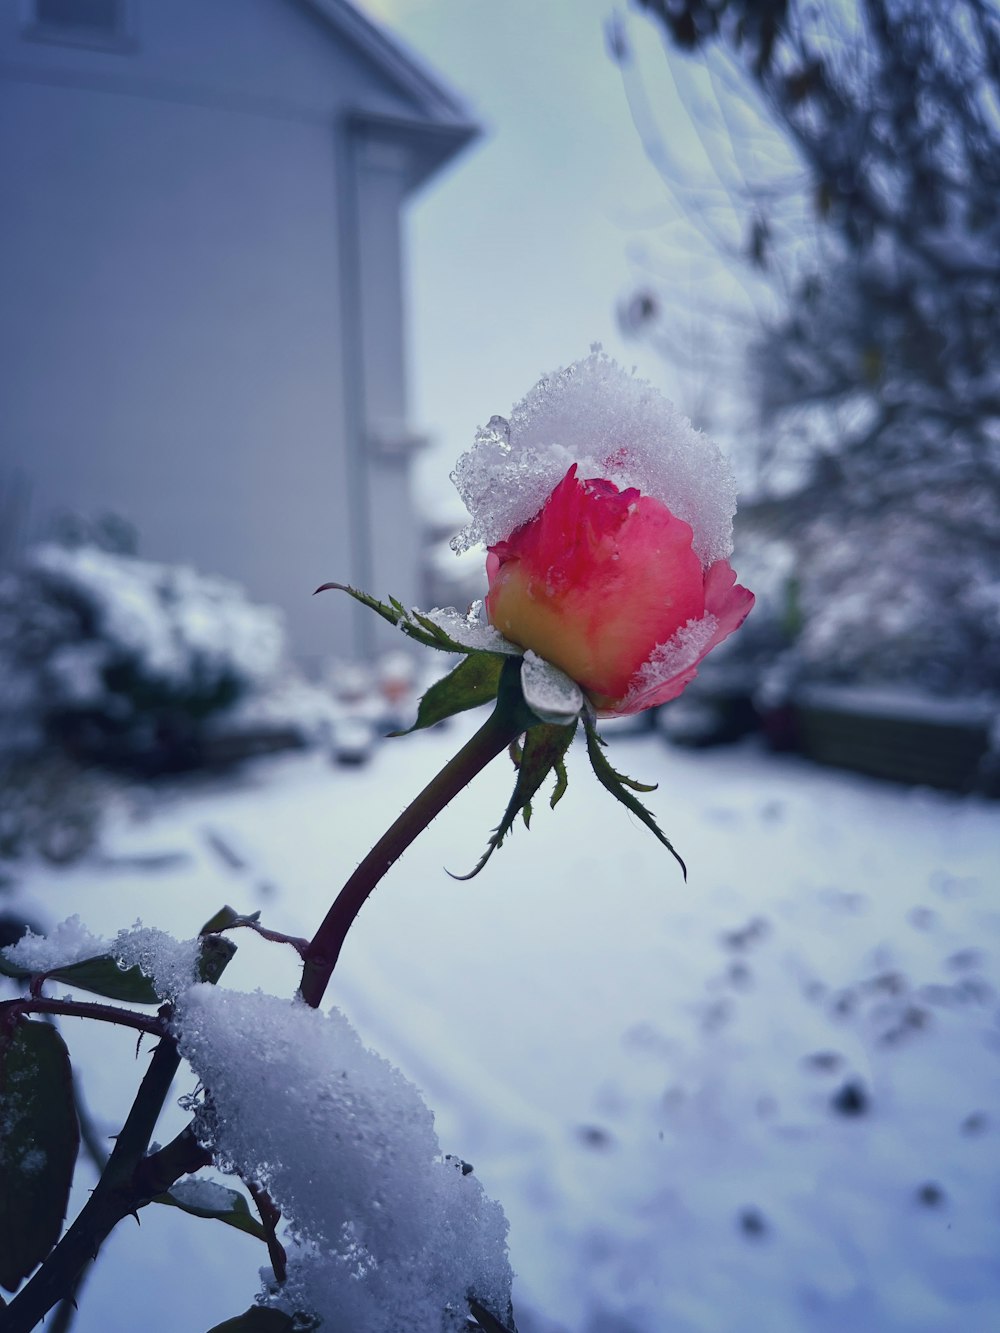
[{"left": 296, "top": 0, "right": 478, "bottom": 129}]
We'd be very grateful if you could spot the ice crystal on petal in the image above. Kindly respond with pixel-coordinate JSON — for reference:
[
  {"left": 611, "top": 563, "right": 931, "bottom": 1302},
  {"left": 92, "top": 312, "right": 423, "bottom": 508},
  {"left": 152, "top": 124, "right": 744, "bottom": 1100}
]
[
  {"left": 621, "top": 614, "right": 720, "bottom": 710},
  {"left": 452, "top": 349, "right": 737, "bottom": 567}
]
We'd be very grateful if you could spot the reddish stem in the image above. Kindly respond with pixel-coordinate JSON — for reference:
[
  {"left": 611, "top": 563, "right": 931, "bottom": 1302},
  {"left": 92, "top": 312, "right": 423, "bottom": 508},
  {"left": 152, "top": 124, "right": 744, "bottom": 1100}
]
[
  {"left": 0, "top": 996, "right": 167, "bottom": 1039},
  {"left": 299, "top": 696, "right": 526, "bottom": 1008}
]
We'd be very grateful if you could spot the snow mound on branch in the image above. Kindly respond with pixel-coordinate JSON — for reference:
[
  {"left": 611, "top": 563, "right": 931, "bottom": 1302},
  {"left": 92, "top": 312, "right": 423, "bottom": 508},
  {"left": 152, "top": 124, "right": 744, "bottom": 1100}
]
[
  {"left": 175, "top": 985, "right": 512, "bottom": 1333},
  {"left": 2, "top": 916, "right": 202, "bottom": 998},
  {"left": 451, "top": 348, "right": 737, "bottom": 567},
  {"left": 114, "top": 925, "right": 202, "bottom": 999}
]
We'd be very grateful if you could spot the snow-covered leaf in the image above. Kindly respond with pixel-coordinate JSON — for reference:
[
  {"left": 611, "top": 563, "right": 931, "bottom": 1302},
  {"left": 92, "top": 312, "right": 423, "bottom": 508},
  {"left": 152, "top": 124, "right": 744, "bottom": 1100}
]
[
  {"left": 0, "top": 950, "right": 161, "bottom": 1005},
  {"left": 314, "top": 584, "right": 474, "bottom": 654},
  {"left": 152, "top": 1179, "right": 268, "bottom": 1245}
]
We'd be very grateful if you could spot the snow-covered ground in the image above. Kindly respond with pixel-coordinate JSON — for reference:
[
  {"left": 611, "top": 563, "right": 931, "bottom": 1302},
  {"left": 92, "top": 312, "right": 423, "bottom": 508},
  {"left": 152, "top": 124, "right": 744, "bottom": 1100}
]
[{"left": 6, "top": 721, "right": 1000, "bottom": 1333}]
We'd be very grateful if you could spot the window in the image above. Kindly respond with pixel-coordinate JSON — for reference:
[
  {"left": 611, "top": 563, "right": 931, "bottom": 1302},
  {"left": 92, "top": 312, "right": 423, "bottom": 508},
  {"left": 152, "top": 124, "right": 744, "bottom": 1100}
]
[{"left": 24, "top": 0, "right": 133, "bottom": 51}]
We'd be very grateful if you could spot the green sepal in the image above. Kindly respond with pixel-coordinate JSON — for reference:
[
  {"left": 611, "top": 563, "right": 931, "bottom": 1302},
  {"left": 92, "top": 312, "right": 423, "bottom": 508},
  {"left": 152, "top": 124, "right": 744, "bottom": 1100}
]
[
  {"left": 314, "top": 583, "right": 474, "bottom": 653},
  {"left": 469, "top": 1296, "right": 519, "bottom": 1333},
  {"left": 152, "top": 1181, "right": 268, "bottom": 1244},
  {"left": 0, "top": 951, "right": 160, "bottom": 1005},
  {"left": 395, "top": 653, "right": 506, "bottom": 735},
  {"left": 0, "top": 1021, "right": 80, "bottom": 1292},
  {"left": 206, "top": 1309, "right": 299, "bottom": 1333},
  {"left": 200, "top": 905, "right": 260, "bottom": 937},
  {"left": 453, "top": 719, "right": 578, "bottom": 881},
  {"left": 582, "top": 713, "right": 686, "bottom": 878}
]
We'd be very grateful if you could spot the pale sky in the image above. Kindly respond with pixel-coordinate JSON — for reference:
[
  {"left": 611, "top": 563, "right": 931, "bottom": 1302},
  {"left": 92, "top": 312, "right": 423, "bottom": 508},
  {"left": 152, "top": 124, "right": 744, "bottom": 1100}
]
[{"left": 353, "top": 0, "right": 774, "bottom": 519}]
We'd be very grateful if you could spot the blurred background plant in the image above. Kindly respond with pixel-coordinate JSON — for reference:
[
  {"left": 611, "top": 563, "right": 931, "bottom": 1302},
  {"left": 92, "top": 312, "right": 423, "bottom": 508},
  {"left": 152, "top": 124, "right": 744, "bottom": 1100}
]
[
  {"left": 0, "top": 508, "right": 423, "bottom": 873},
  {"left": 618, "top": 0, "right": 1000, "bottom": 704}
]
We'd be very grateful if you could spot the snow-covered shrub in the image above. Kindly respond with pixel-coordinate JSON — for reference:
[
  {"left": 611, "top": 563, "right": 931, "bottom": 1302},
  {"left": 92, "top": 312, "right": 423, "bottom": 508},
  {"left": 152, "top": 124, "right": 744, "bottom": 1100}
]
[
  {"left": 0, "top": 542, "right": 291, "bottom": 772},
  {"left": 737, "top": 498, "right": 1000, "bottom": 703},
  {"left": 0, "top": 755, "right": 104, "bottom": 866}
]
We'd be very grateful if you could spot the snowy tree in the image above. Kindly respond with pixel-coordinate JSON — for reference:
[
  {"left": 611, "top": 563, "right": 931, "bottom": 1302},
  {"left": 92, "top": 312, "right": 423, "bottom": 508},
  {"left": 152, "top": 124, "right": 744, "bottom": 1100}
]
[{"left": 632, "top": 0, "right": 1000, "bottom": 694}]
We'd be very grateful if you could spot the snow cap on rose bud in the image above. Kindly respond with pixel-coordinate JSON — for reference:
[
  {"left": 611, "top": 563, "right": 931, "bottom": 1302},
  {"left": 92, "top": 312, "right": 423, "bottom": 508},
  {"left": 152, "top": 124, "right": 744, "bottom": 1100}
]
[{"left": 451, "top": 349, "right": 754, "bottom": 716}]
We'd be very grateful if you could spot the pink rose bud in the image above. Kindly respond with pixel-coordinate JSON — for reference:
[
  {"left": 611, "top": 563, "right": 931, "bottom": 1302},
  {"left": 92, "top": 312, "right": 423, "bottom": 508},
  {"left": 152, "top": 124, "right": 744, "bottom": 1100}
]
[
  {"left": 485, "top": 465, "right": 753, "bottom": 714},
  {"left": 452, "top": 351, "right": 754, "bottom": 716}
]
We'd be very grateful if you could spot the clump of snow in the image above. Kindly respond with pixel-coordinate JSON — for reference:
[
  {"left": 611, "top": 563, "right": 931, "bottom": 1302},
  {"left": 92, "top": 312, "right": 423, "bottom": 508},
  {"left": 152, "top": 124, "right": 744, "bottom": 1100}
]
[
  {"left": 1, "top": 915, "right": 202, "bottom": 997},
  {"left": 521, "top": 652, "right": 584, "bottom": 724},
  {"left": 174, "top": 986, "right": 512, "bottom": 1333},
  {"left": 451, "top": 349, "right": 737, "bottom": 567},
  {"left": 2, "top": 914, "right": 108, "bottom": 973},
  {"left": 114, "top": 924, "right": 202, "bottom": 999}
]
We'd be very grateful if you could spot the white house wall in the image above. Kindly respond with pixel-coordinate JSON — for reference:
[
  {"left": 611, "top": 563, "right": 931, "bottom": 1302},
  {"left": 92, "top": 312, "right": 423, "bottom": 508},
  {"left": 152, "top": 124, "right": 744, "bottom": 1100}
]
[
  {"left": 352, "top": 130, "right": 424, "bottom": 656},
  {"left": 0, "top": 0, "right": 442, "bottom": 667}
]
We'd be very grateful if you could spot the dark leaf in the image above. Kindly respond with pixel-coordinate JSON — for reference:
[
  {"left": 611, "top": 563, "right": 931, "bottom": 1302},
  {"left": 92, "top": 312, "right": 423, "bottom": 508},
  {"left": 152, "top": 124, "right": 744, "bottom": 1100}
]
[
  {"left": 0, "top": 951, "right": 160, "bottom": 1005},
  {"left": 153, "top": 1181, "right": 268, "bottom": 1244},
  {"left": 196, "top": 935, "right": 238, "bottom": 985},
  {"left": 469, "top": 1295, "right": 519, "bottom": 1333},
  {"left": 453, "top": 721, "right": 578, "bottom": 881},
  {"left": 582, "top": 715, "right": 686, "bottom": 878},
  {"left": 394, "top": 653, "right": 505, "bottom": 735},
  {"left": 0, "top": 1021, "right": 80, "bottom": 1292},
  {"left": 206, "top": 1309, "right": 297, "bottom": 1333}
]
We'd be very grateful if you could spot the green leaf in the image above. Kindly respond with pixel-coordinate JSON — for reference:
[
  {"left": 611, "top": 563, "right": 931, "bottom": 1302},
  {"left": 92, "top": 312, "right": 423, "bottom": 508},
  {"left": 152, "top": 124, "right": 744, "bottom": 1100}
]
[
  {"left": 0, "top": 1021, "right": 80, "bottom": 1292},
  {"left": 582, "top": 715, "right": 686, "bottom": 878},
  {"left": 550, "top": 752, "right": 570, "bottom": 809},
  {"left": 153, "top": 1180, "right": 268, "bottom": 1244},
  {"left": 206, "top": 1309, "right": 297, "bottom": 1333},
  {"left": 453, "top": 720, "right": 578, "bottom": 881},
  {"left": 314, "top": 583, "right": 471, "bottom": 653},
  {"left": 0, "top": 951, "right": 160, "bottom": 1005},
  {"left": 396, "top": 653, "right": 505, "bottom": 735},
  {"left": 199, "top": 905, "right": 261, "bottom": 936}
]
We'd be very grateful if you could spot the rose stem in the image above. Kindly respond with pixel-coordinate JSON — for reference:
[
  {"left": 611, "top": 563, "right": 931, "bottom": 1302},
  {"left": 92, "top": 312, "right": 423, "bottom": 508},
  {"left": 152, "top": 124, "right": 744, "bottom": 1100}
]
[{"left": 299, "top": 661, "right": 532, "bottom": 1009}]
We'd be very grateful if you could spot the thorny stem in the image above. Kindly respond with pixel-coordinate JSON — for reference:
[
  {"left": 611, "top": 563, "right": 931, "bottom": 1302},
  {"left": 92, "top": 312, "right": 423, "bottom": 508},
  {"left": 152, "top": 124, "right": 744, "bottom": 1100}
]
[
  {"left": 4, "top": 1034, "right": 183, "bottom": 1333},
  {"left": 245, "top": 1179, "right": 288, "bottom": 1284},
  {"left": 299, "top": 661, "right": 534, "bottom": 1008},
  {"left": 6, "top": 939, "right": 235, "bottom": 1332},
  {"left": 0, "top": 996, "right": 167, "bottom": 1040}
]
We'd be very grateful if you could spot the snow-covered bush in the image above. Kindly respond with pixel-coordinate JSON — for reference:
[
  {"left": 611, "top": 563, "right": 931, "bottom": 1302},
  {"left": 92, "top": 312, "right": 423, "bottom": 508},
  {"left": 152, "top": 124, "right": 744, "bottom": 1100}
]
[
  {"left": 0, "top": 543, "right": 296, "bottom": 772},
  {"left": 0, "top": 756, "right": 104, "bottom": 867},
  {"left": 735, "top": 497, "right": 1000, "bottom": 703}
]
